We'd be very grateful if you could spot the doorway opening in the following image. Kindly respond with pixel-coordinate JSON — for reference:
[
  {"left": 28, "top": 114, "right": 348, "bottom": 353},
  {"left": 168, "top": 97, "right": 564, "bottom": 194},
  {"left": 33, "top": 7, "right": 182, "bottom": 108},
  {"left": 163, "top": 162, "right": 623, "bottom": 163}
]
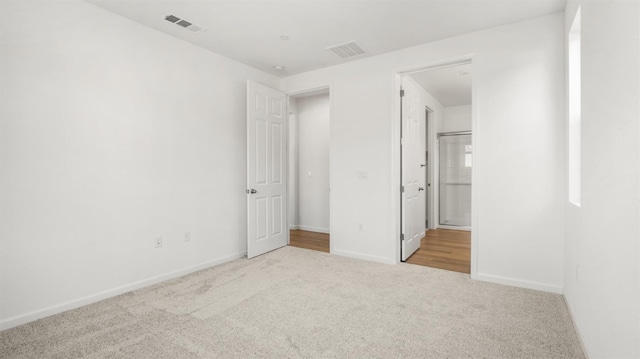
[
  {"left": 398, "top": 62, "right": 473, "bottom": 274},
  {"left": 287, "top": 88, "right": 331, "bottom": 253}
]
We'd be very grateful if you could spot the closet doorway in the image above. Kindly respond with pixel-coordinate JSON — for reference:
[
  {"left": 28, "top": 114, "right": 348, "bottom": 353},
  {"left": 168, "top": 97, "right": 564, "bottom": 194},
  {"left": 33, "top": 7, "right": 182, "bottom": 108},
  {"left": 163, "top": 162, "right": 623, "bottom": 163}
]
[{"left": 287, "top": 88, "right": 331, "bottom": 253}]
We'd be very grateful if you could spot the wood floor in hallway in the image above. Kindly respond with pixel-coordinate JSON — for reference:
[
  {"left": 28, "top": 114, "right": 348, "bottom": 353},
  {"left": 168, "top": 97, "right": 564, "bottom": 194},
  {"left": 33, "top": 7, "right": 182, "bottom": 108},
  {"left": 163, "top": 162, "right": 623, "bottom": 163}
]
[
  {"left": 289, "top": 230, "right": 329, "bottom": 253},
  {"left": 405, "top": 229, "right": 471, "bottom": 274},
  {"left": 289, "top": 228, "right": 469, "bottom": 274}
]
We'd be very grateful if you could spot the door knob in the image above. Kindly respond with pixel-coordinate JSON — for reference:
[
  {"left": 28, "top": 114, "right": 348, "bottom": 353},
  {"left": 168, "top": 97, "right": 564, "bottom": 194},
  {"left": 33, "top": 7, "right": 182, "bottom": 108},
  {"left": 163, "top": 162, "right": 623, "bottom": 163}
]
[
  {"left": 418, "top": 187, "right": 425, "bottom": 191},
  {"left": 246, "top": 189, "right": 257, "bottom": 194}
]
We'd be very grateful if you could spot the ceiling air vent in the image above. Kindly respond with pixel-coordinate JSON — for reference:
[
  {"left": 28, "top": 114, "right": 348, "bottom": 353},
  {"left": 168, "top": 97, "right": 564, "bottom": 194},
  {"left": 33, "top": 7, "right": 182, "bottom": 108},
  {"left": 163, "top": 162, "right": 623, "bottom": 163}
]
[
  {"left": 176, "top": 20, "right": 192, "bottom": 28},
  {"left": 326, "top": 41, "right": 367, "bottom": 59},
  {"left": 164, "top": 15, "right": 204, "bottom": 33}
]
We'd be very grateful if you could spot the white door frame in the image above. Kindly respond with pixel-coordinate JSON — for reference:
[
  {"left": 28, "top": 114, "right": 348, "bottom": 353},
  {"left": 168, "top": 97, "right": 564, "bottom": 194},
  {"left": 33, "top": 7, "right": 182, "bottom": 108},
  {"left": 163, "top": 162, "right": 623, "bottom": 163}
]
[
  {"left": 286, "top": 85, "right": 333, "bottom": 253},
  {"left": 425, "top": 106, "right": 434, "bottom": 230},
  {"left": 391, "top": 56, "right": 478, "bottom": 279}
]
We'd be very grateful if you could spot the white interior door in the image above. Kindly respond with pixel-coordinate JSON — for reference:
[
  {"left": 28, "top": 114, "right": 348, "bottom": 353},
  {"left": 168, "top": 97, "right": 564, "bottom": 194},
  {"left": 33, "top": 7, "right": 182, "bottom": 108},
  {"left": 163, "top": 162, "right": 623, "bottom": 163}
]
[
  {"left": 401, "top": 77, "right": 424, "bottom": 261},
  {"left": 247, "top": 80, "right": 288, "bottom": 258}
]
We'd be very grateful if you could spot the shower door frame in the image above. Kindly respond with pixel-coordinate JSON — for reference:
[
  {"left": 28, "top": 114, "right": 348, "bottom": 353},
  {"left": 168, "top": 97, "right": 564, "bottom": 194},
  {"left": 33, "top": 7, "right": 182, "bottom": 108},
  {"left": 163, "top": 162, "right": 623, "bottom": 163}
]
[{"left": 437, "top": 131, "right": 472, "bottom": 229}]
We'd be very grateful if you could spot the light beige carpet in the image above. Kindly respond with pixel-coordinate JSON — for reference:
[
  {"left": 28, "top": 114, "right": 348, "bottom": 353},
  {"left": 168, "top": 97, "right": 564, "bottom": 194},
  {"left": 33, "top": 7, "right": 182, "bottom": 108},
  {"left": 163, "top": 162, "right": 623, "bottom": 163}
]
[{"left": 1, "top": 246, "right": 584, "bottom": 358}]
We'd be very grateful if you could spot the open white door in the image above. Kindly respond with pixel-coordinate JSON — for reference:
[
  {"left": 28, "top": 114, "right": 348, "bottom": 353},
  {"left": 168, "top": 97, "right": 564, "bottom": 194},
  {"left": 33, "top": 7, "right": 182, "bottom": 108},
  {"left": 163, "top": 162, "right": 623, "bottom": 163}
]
[
  {"left": 247, "top": 80, "right": 288, "bottom": 258},
  {"left": 401, "top": 77, "right": 424, "bottom": 261}
]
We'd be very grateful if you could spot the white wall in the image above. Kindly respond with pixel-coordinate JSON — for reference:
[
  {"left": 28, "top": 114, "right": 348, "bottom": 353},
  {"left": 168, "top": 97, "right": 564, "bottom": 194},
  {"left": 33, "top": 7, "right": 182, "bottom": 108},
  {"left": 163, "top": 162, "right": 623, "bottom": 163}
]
[
  {"left": 291, "top": 94, "right": 330, "bottom": 233},
  {"left": 282, "top": 13, "right": 566, "bottom": 292},
  {"left": 563, "top": 1, "right": 640, "bottom": 358},
  {"left": 0, "top": 0, "right": 279, "bottom": 329},
  {"left": 441, "top": 105, "right": 472, "bottom": 133}
]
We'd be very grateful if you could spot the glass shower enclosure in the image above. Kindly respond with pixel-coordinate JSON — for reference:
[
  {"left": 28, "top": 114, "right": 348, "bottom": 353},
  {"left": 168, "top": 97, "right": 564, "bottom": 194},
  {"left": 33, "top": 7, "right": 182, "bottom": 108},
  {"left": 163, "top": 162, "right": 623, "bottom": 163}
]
[{"left": 439, "top": 133, "right": 472, "bottom": 227}]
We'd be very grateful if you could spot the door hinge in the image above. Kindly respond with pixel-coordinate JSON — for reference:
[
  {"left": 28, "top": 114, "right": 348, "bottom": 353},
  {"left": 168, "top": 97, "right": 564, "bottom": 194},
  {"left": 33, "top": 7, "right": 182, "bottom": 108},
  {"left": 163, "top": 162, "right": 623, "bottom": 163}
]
[
  {"left": 400, "top": 233, "right": 405, "bottom": 241},
  {"left": 401, "top": 186, "right": 405, "bottom": 193},
  {"left": 400, "top": 89, "right": 405, "bottom": 97}
]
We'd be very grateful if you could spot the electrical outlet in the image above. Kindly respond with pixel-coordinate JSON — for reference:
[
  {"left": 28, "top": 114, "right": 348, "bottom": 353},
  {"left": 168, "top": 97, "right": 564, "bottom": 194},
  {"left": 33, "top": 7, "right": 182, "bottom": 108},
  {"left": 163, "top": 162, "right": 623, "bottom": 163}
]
[
  {"left": 155, "top": 236, "right": 163, "bottom": 248},
  {"left": 358, "top": 223, "right": 364, "bottom": 231},
  {"left": 184, "top": 231, "right": 191, "bottom": 242}
]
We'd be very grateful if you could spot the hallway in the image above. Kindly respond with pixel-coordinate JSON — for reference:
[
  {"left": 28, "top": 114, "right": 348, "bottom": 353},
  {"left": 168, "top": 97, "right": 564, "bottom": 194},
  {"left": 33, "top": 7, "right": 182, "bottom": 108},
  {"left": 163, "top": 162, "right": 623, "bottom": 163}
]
[
  {"left": 289, "top": 230, "right": 329, "bottom": 253},
  {"left": 405, "top": 229, "right": 471, "bottom": 274}
]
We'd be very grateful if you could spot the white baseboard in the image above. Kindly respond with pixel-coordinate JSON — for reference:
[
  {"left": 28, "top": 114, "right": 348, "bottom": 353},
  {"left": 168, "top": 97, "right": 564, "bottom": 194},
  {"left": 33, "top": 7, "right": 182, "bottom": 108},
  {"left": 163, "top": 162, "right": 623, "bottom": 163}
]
[
  {"left": 332, "top": 249, "right": 396, "bottom": 265},
  {"left": 0, "top": 252, "right": 246, "bottom": 331},
  {"left": 294, "top": 225, "right": 330, "bottom": 234},
  {"left": 475, "top": 272, "right": 563, "bottom": 294},
  {"left": 436, "top": 225, "right": 471, "bottom": 231},
  {"left": 563, "top": 294, "right": 591, "bottom": 359}
]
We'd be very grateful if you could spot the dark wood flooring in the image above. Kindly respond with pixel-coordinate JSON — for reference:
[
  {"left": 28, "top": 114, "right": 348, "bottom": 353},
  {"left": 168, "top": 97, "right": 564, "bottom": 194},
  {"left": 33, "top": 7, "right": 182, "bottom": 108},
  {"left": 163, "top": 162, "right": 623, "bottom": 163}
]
[
  {"left": 405, "top": 229, "right": 471, "bottom": 274},
  {"left": 289, "top": 228, "right": 470, "bottom": 274},
  {"left": 289, "top": 230, "right": 329, "bottom": 253}
]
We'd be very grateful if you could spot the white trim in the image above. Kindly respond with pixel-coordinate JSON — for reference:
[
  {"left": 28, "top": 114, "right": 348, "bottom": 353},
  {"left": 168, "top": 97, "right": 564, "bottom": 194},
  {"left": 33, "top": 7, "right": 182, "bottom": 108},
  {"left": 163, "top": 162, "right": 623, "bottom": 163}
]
[
  {"left": 391, "top": 72, "right": 402, "bottom": 264},
  {"left": 285, "top": 83, "right": 334, "bottom": 254},
  {"left": 395, "top": 56, "right": 475, "bottom": 77},
  {"left": 436, "top": 225, "right": 471, "bottom": 231},
  {"left": 425, "top": 107, "right": 435, "bottom": 231},
  {"left": 469, "top": 60, "right": 479, "bottom": 279},
  {"left": 288, "top": 85, "right": 330, "bottom": 98},
  {"left": 475, "top": 272, "right": 563, "bottom": 294},
  {"left": 391, "top": 54, "right": 478, "bottom": 273},
  {"left": 328, "top": 87, "right": 334, "bottom": 255},
  {"left": 0, "top": 252, "right": 246, "bottom": 331},
  {"left": 294, "top": 225, "right": 330, "bottom": 234},
  {"left": 563, "top": 294, "right": 591, "bottom": 359},
  {"left": 332, "top": 249, "right": 396, "bottom": 265}
]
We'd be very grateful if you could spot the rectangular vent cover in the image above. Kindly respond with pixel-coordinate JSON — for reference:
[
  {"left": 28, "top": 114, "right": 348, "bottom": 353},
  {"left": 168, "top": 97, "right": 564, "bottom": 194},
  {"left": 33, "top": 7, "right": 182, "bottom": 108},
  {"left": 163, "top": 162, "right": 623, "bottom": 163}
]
[
  {"left": 165, "top": 15, "right": 180, "bottom": 23},
  {"left": 176, "top": 20, "right": 192, "bottom": 28},
  {"left": 165, "top": 15, "right": 204, "bottom": 33},
  {"left": 326, "top": 41, "right": 367, "bottom": 58}
]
